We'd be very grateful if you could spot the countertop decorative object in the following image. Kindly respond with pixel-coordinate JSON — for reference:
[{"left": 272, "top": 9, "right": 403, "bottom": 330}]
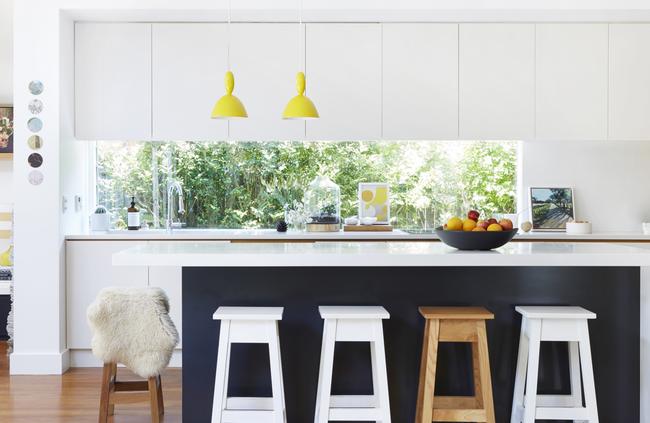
[
  {"left": 344, "top": 224, "right": 393, "bottom": 232},
  {"left": 436, "top": 227, "right": 518, "bottom": 250},
  {"left": 566, "top": 221, "right": 592, "bottom": 235},
  {"left": 276, "top": 220, "right": 288, "bottom": 232},
  {"left": 304, "top": 175, "right": 341, "bottom": 232}
]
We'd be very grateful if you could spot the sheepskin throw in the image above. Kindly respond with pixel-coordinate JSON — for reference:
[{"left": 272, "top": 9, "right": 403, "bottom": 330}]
[{"left": 87, "top": 287, "right": 179, "bottom": 378}]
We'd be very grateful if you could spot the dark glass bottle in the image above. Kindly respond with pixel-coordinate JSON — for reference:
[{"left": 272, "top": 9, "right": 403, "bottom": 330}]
[{"left": 127, "top": 197, "right": 140, "bottom": 230}]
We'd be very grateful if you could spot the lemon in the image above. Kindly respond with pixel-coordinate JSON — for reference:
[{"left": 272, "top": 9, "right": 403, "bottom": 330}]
[{"left": 462, "top": 219, "right": 477, "bottom": 231}]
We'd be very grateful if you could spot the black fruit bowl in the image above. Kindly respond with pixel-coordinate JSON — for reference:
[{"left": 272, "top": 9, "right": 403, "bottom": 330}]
[{"left": 435, "top": 227, "right": 519, "bottom": 250}]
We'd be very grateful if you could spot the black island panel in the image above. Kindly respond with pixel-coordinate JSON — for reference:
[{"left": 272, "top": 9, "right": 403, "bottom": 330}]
[{"left": 182, "top": 266, "right": 639, "bottom": 423}]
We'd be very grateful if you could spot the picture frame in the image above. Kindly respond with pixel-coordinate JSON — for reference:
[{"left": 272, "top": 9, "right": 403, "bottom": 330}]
[
  {"left": 358, "top": 182, "right": 390, "bottom": 224},
  {"left": 529, "top": 187, "right": 575, "bottom": 232},
  {"left": 0, "top": 106, "right": 13, "bottom": 159}
]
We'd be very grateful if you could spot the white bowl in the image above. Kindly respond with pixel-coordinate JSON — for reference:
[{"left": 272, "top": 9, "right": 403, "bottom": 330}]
[{"left": 360, "top": 217, "right": 378, "bottom": 225}]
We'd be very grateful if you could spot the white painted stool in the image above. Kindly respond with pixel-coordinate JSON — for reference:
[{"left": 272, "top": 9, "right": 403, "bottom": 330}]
[
  {"left": 211, "top": 306, "right": 286, "bottom": 423},
  {"left": 314, "top": 306, "right": 392, "bottom": 423},
  {"left": 511, "top": 306, "right": 599, "bottom": 423}
]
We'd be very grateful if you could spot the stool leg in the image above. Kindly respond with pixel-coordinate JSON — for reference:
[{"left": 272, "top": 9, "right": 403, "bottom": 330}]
[
  {"left": 522, "top": 319, "right": 542, "bottom": 423},
  {"left": 471, "top": 342, "right": 484, "bottom": 409},
  {"left": 268, "top": 321, "right": 287, "bottom": 423},
  {"left": 415, "top": 319, "right": 439, "bottom": 423},
  {"left": 98, "top": 363, "right": 113, "bottom": 423},
  {"left": 156, "top": 375, "right": 164, "bottom": 417},
  {"left": 108, "top": 363, "right": 117, "bottom": 416},
  {"left": 314, "top": 319, "right": 337, "bottom": 423},
  {"left": 511, "top": 319, "right": 530, "bottom": 423},
  {"left": 211, "top": 320, "right": 232, "bottom": 423},
  {"left": 476, "top": 320, "right": 496, "bottom": 423},
  {"left": 370, "top": 319, "right": 391, "bottom": 423},
  {"left": 568, "top": 341, "right": 583, "bottom": 410},
  {"left": 578, "top": 321, "right": 599, "bottom": 423},
  {"left": 148, "top": 376, "right": 161, "bottom": 423}
]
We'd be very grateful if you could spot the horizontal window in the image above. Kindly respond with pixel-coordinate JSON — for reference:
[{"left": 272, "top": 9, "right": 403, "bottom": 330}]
[{"left": 95, "top": 140, "right": 518, "bottom": 230}]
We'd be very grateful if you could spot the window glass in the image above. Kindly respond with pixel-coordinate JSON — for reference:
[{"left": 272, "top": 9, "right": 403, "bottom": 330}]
[{"left": 95, "top": 140, "right": 518, "bottom": 230}]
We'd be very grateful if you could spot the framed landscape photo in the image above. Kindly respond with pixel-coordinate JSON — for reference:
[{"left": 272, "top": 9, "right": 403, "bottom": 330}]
[
  {"left": 0, "top": 106, "right": 13, "bottom": 159},
  {"left": 529, "top": 187, "right": 575, "bottom": 231}
]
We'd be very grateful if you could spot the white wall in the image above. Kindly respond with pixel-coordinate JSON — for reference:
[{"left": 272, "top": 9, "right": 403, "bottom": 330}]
[{"left": 522, "top": 140, "right": 650, "bottom": 232}]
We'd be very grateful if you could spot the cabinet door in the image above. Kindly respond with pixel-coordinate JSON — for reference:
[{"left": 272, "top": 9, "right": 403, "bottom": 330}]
[
  {"left": 152, "top": 24, "right": 228, "bottom": 141},
  {"left": 75, "top": 23, "right": 152, "bottom": 141},
  {"left": 229, "top": 24, "right": 305, "bottom": 140},
  {"left": 609, "top": 24, "right": 650, "bottom": 140},
  {"left": 148, "top": 266, "right": 183, "bottom": 348},
  {"left": 66, "top": 241, "right": 148, "bottom": 349},
  {"left": 383, "top": 24, "right": 459, "bottom": 140},
  {"left": 459, "top": 24, "right": 535, "bottom": 140},
  {"left": 536, "top": 24, "right": 608, "bottom": 141},
  {"left": 306, "top": 24, "right": 382, "bottom": 140}
]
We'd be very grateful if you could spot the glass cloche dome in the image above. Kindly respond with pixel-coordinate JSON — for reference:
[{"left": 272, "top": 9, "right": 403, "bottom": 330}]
[{"left": 304, "top": 175, "right": 341, "bottom": 231}]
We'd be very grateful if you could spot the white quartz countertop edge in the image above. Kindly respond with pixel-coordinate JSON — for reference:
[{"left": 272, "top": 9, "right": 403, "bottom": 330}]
[
  {"left": 112, "top": 241, "right": 650, "bottom": 267},
  {"left": 70, "top": 229, "right": 650, "bottom": 241}
]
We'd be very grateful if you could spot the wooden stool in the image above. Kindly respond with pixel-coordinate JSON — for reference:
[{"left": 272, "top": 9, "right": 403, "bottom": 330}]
[
  {"left": 211, "top": 306, "right": 286, "bottom": 423},
  {"left": 99, "top": 363, "right": 164, "bottom": 423},
  {"left": 415, "top": 306, "right": 496, "bottom": 423},
  {"left": 511, "top": 306, "right": 599, "bottom": 423},
  {"left": 314, "top": 306, "right": 392, "bottom": 423}
]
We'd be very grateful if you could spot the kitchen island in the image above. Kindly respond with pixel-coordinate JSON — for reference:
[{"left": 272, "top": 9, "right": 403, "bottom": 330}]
[{"left": 113, "top": 241, "right": 650, "bottom": 422}]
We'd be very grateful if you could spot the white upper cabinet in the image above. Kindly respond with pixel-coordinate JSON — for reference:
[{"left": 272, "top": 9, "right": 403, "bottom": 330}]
[
  {"left": 459, "top": 24, "right": 535, "bottom": 140},
  {"left": 382, "top": 24, "right": 459, "bottom": 140},
  {"left": 306, "top": 24, "right": 382, "bottom": 140},
  {"left": 75, "top": 23, "right": 152, "bottom": 141},
  {"left": 609, "top": 24, "right": 650, "bottom": 140},
  {"left": 229, "top": 24, "right": 305, "bottom": 140},
  {"left": 536, "top": 24, "right": 608, "bottom": 141},
  {"left": 152, "top": 24, "right": 228, "bottom": 141}
]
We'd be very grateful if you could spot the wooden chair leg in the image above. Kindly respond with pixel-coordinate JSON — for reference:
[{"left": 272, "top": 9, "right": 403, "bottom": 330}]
[
  {"left": 98, "top": 363, "right": 113, "bottom": 423},
  {"left": 149, "top": 376, "right": 161, "bottom": 423},
  {"left": 476, "top": 321, "right": 496, "bottom": 423},
  {"left": 156, "top": 374, "right": 165, "bottom": 416},
  {"left": 415, "top": 318, "right": 439, "bottom": 423},
  {"left": 108, "top": 363, "right": 117, "bottom": 416}
]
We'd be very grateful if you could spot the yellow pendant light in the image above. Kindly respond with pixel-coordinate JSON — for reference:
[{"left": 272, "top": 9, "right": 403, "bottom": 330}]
[
  {"left": 212, "top": 71, "right": 247, "bottom": 119},
  {"left": 211, "top": 0, "right": 247, "bottom": 119},
  {"left": 283, "top": 0, "right": 319, "bottom": 119},
  {"left": 283, "top": 72, "right": 318, "bottom": 119}
]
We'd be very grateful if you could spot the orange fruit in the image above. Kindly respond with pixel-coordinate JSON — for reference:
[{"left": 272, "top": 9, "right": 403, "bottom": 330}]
[
  {"left": 472, "top": 227, "right": 487, "bottom": 232},
  {"left": 462, "top": 219, "right": 477, "bottom": 231},
  {"left": 487, "top": 223, "right": 503, "bottom": 232},
  {"left": 446, "top": 217, "right": 463, "bottom": 231}
]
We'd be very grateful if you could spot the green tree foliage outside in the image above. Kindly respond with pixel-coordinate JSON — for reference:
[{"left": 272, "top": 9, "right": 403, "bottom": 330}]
[{"left": 96, "top": 140, "right": 517, "bottom": 230}]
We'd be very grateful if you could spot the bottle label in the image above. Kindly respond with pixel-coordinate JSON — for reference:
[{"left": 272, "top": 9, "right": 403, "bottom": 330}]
[{"left": 128, "top": 212, "right": 140, "bottom": 228}]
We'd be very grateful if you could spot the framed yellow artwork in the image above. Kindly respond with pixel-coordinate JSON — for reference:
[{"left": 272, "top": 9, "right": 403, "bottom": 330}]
[{"left": 358, "top": 182, "right": 390, "bottom": 224}]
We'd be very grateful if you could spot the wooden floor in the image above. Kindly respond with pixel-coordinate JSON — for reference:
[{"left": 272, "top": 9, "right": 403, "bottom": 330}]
[{"left": 0, "top": 342, "right": 182, "bottom": 422}]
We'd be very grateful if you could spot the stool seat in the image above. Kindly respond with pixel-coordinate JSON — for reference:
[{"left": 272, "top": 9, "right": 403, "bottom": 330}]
[
  {"left": 515, "top": 305, "right": 596, "bottom": 319},
  {"left": 419, "top": 306, "right": 494, "bottom": 320},
  {"left": 213, "top": 306, "right": 284, "bottom": 321},
  {"left": 318, "top": 305, "right": 390, "bottom": 319}
]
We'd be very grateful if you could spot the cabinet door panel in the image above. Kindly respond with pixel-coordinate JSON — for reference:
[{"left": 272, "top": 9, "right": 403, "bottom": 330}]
[
  {"left": 229, "top": 24, "right": 304, "bottom": 140},
  {"left": 152, "top": 23, "right": 228, "bottom": 141},
  {"left": 75, "top": 23, "right": 152, "bottom": 140},
  {"left": 459, "top": 24, "right": 535, "bottom": 139},
  {"left": 306, "top": 24, "right": 382, "bottom": 140},
  {"left": 536, "top": 24, "right": 608, "bottom": 141},
  {"left": 383, "top": 24, "right": 458, "bottom": 140},
  {"left": 66, "top": 241, "right": 147, "bottom": 349},
  {"left": 609, "top": 24, "right": 650, "bottom": 140}
]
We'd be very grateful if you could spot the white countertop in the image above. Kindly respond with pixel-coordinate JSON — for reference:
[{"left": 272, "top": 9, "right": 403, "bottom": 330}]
[
  {"left": 69, "top": 228, "right": 650, "bottom": 242},
  {"left": 112, "top": 241, "right": 650, "bottom": 267}
]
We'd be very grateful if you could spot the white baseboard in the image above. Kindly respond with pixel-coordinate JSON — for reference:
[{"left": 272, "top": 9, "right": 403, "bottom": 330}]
[
  {"left": 10, "top": 349, "right": 70, "bottom": 375},
  {"left": 69, "top": 349, "right": 182, "bottom": 368}
]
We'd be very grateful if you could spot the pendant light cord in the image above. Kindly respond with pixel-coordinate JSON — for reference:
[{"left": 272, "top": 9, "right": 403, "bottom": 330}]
[
  {"left": 227, "top": 0, "right": 231, "bottom": 70},
  {"left": 298, "top": 0, "right": 303, "bottom": 73}
]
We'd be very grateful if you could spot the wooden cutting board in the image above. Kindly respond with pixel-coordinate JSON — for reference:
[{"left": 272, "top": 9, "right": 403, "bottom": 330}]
[{"left": 344, "top": 224, "right": 393, "bottom": 232}]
